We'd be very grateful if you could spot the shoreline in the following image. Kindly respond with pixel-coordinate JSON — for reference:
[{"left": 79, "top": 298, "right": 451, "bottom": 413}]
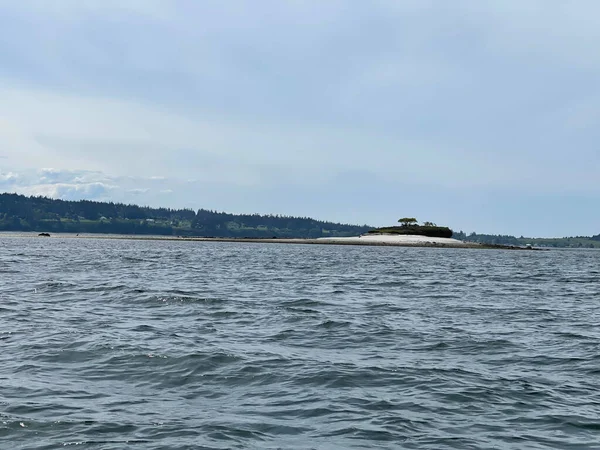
[{"left": 0, "top": 231, "right": 540, "bottom": 250}]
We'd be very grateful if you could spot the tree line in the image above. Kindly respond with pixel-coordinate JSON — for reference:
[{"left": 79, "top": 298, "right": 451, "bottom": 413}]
[
  {"left": 0, "top": 193, "right": 373, "bottom": 238},
  {"left": 452, "top": 230, "right": 600, "bottom": 248}
]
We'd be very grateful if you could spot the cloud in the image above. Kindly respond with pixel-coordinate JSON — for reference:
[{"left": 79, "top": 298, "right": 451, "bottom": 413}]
[
  {"left": 2, "top": 83, "right": 598, "bottom": 195},
  {"left": 39, "top": 167, "right": 86, "bottom": 183},
  {"left": 0, "top": 171, "right": 19, "bottom": 183},
  {"left": 0, "top": 167, "right": 126, "bottom": 202},
  {"left": 19, "top": 182, "right": 114, "bottom": 201},
  {"left": 128, "top": 188, "right": 149, "bottom": 195}
]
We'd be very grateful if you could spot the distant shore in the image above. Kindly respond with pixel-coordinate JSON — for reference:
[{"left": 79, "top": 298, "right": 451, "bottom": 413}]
[{"left": 0, "top": 231, "right": 540, "bottom": 250}]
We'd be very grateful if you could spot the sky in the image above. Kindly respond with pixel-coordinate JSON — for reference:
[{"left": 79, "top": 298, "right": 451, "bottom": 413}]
[{"left": 0, "top": 0, "right": 599, "bottom": 237}]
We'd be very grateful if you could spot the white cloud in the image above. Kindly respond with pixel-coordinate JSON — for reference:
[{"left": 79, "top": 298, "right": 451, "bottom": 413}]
[
  {"left": 129, "top": 188, "right": 149, "bottom": 194},
  {"left": 0, "top": 171, "right": 19, "bottom": 182},
  {"left": 19, "top": 182, "right": 114, "bottom": 201}
]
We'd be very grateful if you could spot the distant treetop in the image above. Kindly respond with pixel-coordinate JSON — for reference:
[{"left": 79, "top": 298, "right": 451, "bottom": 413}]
[{"left": 398, "top": 217, "right": 418, "bottom": 227}]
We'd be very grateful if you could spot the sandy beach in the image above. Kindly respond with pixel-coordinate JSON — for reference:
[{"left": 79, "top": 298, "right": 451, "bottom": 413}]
[
  {"left": 0, "top": 231, "right": 530, "bottom": 249},
  {"left": 317, "top": 234, "right": 469, "bottom": 246}
]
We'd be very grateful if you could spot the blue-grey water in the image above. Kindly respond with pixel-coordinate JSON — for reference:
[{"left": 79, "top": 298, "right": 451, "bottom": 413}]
[{"left": 1, "top": 236, "right": 600, "bottom": 449}]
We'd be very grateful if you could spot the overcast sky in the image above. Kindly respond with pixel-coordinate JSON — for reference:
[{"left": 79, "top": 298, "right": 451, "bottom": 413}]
[{"left": 1, "top": 1, "right": 599, "bottom": 236}]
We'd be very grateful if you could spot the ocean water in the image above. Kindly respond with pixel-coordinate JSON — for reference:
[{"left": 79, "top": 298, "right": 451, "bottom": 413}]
[{"left": 1, "top": 236, "right": 600, "bottom": 449}]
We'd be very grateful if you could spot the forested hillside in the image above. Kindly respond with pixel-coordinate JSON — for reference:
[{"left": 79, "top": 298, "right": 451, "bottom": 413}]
[
  {"left": 0, "top": 193, "right": 372, "bottom": 238},
  {"left": 453, "top": 231, "right": 600, "bottom": 248}
]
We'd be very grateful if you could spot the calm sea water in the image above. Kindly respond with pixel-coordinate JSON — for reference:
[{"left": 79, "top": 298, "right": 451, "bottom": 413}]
[{"left": 1, "top": 236, "right": 599, "bottom": 449}]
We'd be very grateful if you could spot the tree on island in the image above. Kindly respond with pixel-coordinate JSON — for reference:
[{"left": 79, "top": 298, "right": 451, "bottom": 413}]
[{"left": 398, "top": 217, "right": 418, "bottom": 227}]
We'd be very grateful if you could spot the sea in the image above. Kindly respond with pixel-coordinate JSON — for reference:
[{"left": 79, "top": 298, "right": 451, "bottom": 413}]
[{"left": 1, "top": 235, "right": 599, "bottom": 449}]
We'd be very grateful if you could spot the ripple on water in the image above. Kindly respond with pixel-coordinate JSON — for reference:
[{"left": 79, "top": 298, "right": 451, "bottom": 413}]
[{"left": 1, "top": 239, "right": 600, "bottom": 449}]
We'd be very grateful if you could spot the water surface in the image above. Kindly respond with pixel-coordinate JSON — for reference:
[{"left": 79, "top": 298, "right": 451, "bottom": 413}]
[{"left": 1, "top": 237, "right": 599, "bottom": 449}]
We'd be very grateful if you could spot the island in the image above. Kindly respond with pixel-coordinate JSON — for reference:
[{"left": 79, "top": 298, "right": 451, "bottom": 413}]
[{"left": 313, "top": 217, "right": 533, "bottom": 249}]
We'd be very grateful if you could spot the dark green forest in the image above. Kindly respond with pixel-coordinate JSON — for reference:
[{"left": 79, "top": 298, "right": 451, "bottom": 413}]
[
  {"left": 0, "top": 193, "right": 372, "bottom": 238},
  {"left": 452, "top": 231, "right": 600, "bottom": 249}
]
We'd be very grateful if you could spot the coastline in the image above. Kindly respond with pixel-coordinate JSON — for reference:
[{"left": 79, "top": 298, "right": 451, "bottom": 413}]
[{"left": 0, "top": 231, "right": 539, "bottom": 249}]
